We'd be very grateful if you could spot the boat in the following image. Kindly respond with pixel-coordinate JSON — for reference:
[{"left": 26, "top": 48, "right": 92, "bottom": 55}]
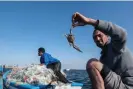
[
  {"left": 64, "top": 69, "right": 71, "bottom": 72},
  {"left": 0, "top": 65, "right": 3, "bottom": 76}
]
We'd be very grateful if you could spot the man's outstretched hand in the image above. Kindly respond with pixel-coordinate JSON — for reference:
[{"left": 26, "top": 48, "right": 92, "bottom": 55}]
[{"left": 72, "top": 12, "right": 98, "bottom": 27}]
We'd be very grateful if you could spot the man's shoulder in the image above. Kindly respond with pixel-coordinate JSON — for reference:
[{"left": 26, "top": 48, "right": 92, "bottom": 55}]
[{"left": 44, "top": 53, "right": 51, "bottom": 56}]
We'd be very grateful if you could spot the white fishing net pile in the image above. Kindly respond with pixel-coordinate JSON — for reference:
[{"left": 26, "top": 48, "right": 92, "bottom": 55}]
[
  {"left": 6, "top": 64, "right": 59, "bottom": 85},
  {"left": 5, "top": 64, "right": 82, "bottom": 89}
]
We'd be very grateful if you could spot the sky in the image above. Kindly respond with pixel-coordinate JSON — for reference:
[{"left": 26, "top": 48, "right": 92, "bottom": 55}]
[{"left": 0, "top": 1, "right": 133, "bottom": 69}]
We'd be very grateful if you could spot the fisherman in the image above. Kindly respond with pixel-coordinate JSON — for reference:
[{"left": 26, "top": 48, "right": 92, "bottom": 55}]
[
  {"left": 38, "top": 47, "right": 69, "bottom": 83},
  {"left": 72, "top": 12, "right": 133, "bottom": 89}
]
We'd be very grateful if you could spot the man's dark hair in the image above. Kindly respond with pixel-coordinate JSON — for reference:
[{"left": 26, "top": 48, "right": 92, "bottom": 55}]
[
  {"left": 38, "top": 47, "right": 45, "bottom": 53},
  {"left": 93, "top": 29, "right": 98, "bottom": 36},
  {"left": 93, "top": 29, "right": 108, "bottom": 36}
]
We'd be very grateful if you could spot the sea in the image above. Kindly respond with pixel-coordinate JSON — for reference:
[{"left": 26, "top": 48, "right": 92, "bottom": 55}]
[{"left": 64, "top": 69, "right": 92, "bottom": 89}]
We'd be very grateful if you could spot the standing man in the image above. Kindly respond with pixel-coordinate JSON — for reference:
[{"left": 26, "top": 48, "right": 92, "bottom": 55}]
[
  {"left": 38, "top": 47, "right": 69, "bottom": 83},
  {"left": 72, "top": 12, "right": 133, "bottom": 89}
]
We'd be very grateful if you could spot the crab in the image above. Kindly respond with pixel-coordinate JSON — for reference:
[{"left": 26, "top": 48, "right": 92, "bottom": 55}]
[{"left": 65, "top": 27, "right": 82, "bottom": 53}]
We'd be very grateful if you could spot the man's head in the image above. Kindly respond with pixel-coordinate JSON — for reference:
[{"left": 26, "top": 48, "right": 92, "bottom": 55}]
[
  {"left": 38, "top": 47, "right": 45, "bottom": 56},
  {"left": 93, "top": 29, "right": 109, "bottom": 48}
]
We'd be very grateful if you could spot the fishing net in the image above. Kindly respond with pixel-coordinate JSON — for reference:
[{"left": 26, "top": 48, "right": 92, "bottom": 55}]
[{"left": 6, "top": 64, "right": 62, "bottom": 85}]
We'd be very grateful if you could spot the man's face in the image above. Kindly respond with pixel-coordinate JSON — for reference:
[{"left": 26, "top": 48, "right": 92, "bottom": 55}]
[
  {"left": 93, "top": 30, "right": 108, "bottom": 48},
  {"left": 38, "top": 51, "right": 43, "bottom": 56}
]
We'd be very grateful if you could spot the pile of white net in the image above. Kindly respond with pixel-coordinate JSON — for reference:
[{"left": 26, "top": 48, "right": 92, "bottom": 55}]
[
  {"left": 6, "top": 64, "right": 61, "bottom": 85},
  {"left": 5, "top": 64, "right": 83, "bottom": 89}
]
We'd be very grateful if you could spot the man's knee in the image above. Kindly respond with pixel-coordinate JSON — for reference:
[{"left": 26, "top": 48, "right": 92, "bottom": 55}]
[{"left": 86, "top": 58, "right": 98, "bottom": 70}]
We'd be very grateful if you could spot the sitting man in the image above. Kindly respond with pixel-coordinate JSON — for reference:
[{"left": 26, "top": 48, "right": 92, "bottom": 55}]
[{"left": 72, "top": 12, "right": 133, "bottom": 89}]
